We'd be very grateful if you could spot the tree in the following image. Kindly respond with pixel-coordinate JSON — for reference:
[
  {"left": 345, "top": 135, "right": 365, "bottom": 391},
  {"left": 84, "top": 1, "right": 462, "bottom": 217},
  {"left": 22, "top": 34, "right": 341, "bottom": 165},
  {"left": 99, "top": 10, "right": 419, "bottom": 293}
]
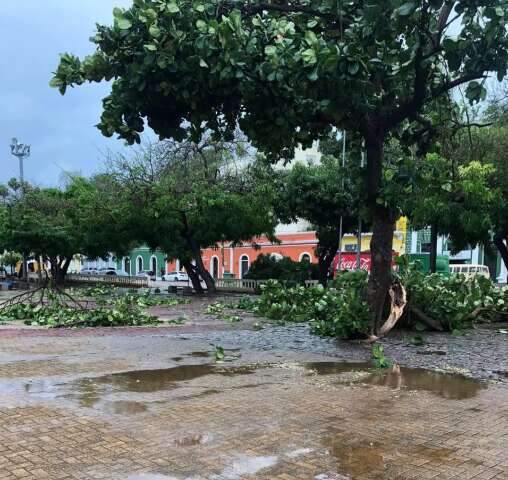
[
  {"left": 51, "top": 0, "right": 508, "bottom": 332},
  {"left": 274, "top": 153, "right": 362, "bottom": 285},
  {"left": 0, "top": 251, "right": 22, "bottom": 275},
  {"left": 405, "top": 153, "right": 499, "bottom": 272},
  {"left": 0, "top": 178, "right": 128, "bottom": 284},
  {"left": 107, "top": 138, "right": 277, "bottom": 292}
]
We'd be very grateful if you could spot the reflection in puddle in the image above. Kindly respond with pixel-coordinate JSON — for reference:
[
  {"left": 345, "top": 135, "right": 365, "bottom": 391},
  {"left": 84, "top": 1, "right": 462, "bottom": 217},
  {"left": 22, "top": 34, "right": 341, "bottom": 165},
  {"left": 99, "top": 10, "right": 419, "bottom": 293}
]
[
  {"left": 304, "top": 362, "right": 485, "bottom": 399},
  {"left": 74, "top": 364, "right": 256, "bottom": 394},
  {"left": 327, "top": 438, "right": 385, "bottom": 477}
]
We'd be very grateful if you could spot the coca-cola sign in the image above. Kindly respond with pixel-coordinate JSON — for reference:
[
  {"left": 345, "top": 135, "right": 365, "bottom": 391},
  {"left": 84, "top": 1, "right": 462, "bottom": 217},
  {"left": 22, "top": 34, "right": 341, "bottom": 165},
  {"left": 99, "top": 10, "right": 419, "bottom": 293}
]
[
  {"left": 334, "top": 253, "right": 371, "bottom": 271},
  {"left": 333, "top": 252, "right": 399, "bottom": 272}
]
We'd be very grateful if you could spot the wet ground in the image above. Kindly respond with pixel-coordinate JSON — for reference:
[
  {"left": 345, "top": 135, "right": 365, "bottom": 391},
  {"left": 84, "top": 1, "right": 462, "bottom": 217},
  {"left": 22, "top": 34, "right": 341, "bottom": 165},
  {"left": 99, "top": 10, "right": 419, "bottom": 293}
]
[{"left": 0, "top": 295, "right": 507, "bottom": 479}]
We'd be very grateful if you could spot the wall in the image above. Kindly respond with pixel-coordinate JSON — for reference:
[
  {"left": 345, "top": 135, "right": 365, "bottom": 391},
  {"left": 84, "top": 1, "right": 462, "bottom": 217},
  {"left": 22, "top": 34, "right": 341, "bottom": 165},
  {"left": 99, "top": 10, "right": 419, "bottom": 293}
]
[{"left": 117, "top": 247, "right": 166, "bottom": 276}]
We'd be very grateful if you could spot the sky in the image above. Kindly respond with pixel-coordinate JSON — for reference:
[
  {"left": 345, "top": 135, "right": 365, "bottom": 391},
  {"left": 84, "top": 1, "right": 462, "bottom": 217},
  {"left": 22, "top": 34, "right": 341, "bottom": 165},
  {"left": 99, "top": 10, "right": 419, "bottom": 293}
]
[{"left": 0, "top": 0, "right": 138, "bottom": 187}]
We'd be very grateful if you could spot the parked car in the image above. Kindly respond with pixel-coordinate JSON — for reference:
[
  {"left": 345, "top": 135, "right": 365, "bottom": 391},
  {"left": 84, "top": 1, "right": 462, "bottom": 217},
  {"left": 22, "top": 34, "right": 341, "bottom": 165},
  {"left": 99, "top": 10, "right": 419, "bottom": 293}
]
[
  {"left": 80, "top": 268, "right": 98, "bottom": 275},
  {"left": 449, "top": 264, "right": 490, "bottom": 279},
  {"left": 162, "top": 271, "right": 189, "bottom": 282},
  {"left": 96, "top": 267, "right": 129, "bottom": 277},
  {"left": 135, "top": 270, "right": 157, "bottom": 280}
]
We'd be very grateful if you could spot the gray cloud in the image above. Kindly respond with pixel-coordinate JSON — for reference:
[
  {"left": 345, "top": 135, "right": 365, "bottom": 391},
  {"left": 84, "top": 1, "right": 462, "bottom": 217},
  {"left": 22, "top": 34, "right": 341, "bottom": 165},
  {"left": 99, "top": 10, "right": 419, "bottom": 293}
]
[{"left": 0, "top": 0, "right": 137, "bottom": 186}]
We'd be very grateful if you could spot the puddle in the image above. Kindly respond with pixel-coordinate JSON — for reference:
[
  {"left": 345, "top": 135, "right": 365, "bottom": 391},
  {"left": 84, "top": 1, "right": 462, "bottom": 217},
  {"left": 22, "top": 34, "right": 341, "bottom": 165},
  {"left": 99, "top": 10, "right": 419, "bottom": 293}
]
[
  {"left": 218, "top": 454, "right": 278, "bottom": 479},
  {"left": 304, "top": 362, "right": 485, "bottom": 399},
  {"left": 102, "top": 400, "right": 148, "bottom": 415},
  {"left": 74, "top": 364, "right": 256, "bottom": 394},
  {"left": 327, "top": 438, "right": 385, "bottom": 477}
]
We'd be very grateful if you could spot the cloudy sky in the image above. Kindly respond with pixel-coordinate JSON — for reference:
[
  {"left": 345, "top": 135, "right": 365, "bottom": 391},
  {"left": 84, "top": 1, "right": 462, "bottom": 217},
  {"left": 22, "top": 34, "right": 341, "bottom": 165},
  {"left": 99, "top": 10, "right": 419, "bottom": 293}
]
[{"left": 0, "top": 1, "right": 139, "bottom": 186}]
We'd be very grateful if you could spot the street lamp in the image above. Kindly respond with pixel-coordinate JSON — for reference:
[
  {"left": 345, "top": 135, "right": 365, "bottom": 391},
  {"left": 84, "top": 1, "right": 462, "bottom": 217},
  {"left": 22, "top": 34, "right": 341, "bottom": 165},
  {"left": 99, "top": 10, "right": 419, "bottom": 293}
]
[
  {"left": 10, "top": 138, "right": 31, "bottom": 283},
  {"left": 10, "top": 138, "right": 30, "bottom": 186}
]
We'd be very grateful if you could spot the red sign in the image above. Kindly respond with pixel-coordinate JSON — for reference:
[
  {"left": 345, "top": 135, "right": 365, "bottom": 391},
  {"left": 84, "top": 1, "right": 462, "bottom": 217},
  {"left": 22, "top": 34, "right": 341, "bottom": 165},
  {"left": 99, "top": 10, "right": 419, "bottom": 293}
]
[
  {"left": 333, "top": 253, "right": 372, "bottom": 272},
  {"left": 333, "top": 252, "right": 399, "bottom": 272}
]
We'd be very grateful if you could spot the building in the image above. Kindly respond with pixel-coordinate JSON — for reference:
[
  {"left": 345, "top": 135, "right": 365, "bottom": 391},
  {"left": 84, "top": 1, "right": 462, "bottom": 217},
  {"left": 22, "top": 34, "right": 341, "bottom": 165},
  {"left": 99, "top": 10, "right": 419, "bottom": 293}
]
[
  {"left": 405, "top": 227, "right": 507, "bottom": 283},
  {"left": 166, "top": 218, "right": 409, "bottom": 279},
  {"left": 117, "top": 247, "right": 167, "bottom": 276}
]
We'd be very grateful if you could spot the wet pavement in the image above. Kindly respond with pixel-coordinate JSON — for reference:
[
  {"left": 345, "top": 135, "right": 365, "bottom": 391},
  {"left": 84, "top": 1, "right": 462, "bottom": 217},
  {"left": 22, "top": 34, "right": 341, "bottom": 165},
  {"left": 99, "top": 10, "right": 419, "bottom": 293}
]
[{"left": 0, "top": 296, "right": 507, "bottom": 479}]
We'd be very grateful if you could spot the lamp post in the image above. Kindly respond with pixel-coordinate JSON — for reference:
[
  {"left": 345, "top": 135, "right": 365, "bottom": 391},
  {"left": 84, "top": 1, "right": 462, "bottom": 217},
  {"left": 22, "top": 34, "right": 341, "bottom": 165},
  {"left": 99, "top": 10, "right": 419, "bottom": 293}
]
[{"left": 10, "top": 138, "right": 31, "bottom": 283}]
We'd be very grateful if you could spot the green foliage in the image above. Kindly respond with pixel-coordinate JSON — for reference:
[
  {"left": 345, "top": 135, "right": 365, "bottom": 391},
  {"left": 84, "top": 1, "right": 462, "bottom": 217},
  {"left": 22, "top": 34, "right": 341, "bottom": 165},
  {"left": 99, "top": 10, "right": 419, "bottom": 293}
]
[
  {"left": 309, "top": 271, "right": 372, "bottom": 338},
  {"left": 257, "top": 280, "right": 325, "bottom": 323},
  {"left": 205, "top": 301, "right": 243, "bottom": 322},
  {"left": 245, "top": 254, "right": 318, "bottom": 282},
  {"left": 52, "top": 0, "right": 508, "bottom": 158},
  {"left": 0, "top": 295, "right": 159, "bottom": 328},
  {"left": 371, "top": 345, "right": 393, "bottom": 369},
  {"left": 404, "top": 270, "right": 508, "bottom": 331},
  {"left": 214, "top": 345, "right": 225, "bottom": 362}
]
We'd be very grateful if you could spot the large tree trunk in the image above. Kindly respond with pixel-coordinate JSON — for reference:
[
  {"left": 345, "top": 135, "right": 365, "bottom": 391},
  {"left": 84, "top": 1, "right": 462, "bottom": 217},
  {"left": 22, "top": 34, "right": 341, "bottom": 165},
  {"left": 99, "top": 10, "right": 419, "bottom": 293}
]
[
  {"left": 429, "top": 223, "right": 438, "bottom": 273},
  {"left": 365, "top": 127, "right": 397, "bottom": 334},
  {"left": 493, "top": 230, "right": 508, "bottom": 283},
  {"left": 192, "top": 250, "right": 216, "bottom": 293},
  {"left": 55, "top": 257, "right": 72, "bottom": 286},
  {"left": 182, "top": 261, "right": 205, "bottom": 294},
  {"left": 367, "top": 209, "right": 397, "bottom": 333}
]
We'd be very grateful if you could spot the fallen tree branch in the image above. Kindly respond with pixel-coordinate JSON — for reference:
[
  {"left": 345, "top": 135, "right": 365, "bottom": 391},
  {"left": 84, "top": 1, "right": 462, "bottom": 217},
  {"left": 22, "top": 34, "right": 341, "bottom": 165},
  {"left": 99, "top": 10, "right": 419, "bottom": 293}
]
[{"left": 410, "top": 306, "right": 444, "bottom": 331}]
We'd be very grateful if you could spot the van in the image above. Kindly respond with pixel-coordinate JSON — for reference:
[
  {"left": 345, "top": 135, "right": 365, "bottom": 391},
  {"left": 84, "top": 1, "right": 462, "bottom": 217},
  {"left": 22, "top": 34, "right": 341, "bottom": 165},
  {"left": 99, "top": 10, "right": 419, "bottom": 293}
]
[{"left": 449, "top": 264, "right": 490, "bottom": 279}]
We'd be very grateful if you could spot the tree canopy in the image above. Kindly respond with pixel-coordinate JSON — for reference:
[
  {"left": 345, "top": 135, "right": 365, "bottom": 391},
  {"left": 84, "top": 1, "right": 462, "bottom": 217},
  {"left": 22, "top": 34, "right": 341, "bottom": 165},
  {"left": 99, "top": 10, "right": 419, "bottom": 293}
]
[
  {"left": 106, "top": 137, "right": 278, "bottom": 291},
  {"left": 52, "top": 0, "right": 508, "bottom": 330}
]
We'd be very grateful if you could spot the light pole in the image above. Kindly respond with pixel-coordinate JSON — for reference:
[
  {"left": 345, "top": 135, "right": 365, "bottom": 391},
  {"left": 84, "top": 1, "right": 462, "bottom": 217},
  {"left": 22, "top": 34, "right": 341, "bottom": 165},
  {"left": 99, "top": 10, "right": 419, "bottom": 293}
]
[
  {"left": 10, "top": 138, "right": 30, "bottom": 187},
  {"left": 10, "top": 138, "right": 31, "bottom": 283}
]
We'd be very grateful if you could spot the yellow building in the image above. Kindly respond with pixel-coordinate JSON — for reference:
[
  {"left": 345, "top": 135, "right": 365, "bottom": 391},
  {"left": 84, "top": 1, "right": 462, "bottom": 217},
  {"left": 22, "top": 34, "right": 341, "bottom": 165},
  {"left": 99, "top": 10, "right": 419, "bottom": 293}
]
[{"left": 341, "top": 217, "right": 408, "bottom": 254}]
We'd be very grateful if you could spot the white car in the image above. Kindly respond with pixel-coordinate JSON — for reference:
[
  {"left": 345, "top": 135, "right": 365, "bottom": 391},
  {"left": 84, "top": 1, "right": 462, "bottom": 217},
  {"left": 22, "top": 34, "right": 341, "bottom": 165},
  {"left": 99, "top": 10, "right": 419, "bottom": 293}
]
[
  {"left": 80, "top": 268, "right": 98, "bottom": 275},
  {"left": 162, "top": 271, "right": 189, "bottom": 282}
]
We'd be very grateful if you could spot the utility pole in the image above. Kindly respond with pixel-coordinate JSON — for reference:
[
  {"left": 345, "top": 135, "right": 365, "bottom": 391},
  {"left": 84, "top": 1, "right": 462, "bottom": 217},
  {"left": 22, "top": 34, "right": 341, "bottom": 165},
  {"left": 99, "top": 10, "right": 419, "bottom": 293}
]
[
  {"left": 10, "top": 138, "right": 31, "bottom": 284},
  {"left": 337, "top": 131, "right": 347, "bottom": 274},
  {"left": 356, "top": 146, "right": 366, "bottom": 270}
]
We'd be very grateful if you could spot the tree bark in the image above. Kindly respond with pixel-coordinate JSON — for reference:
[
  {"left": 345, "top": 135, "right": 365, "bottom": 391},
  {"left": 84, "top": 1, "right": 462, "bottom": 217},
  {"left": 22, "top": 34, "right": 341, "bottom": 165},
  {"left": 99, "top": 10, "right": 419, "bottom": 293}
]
[
  {"left": 193, "top": 250, "right": 216, "bottom": 293},
  {"left": 493, "top": 230, "right": 508, "bottom": 283},
  {"left": 429, "top": 223, "right": 438, "bottom": 273},
  {"left": 364, "top": 127, "right": 397, "bottom": 334},
  {"left": 55, "top": 257, "right": 72, "bottom": 286},
  {"left": 182, "top": 261, "right": 204, "bottom": 294},
  {"left": 317, "top": 240, "right": 340, "bottom": 286}
]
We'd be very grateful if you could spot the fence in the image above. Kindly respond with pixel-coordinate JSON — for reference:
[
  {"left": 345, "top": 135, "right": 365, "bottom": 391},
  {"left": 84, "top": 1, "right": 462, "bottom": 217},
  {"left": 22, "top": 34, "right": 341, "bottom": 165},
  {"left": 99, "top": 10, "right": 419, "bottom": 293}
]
[
  {"left": 215, "top": 278, "right": 319, "bottom": 293},
  {"left": 66, "top": 274, "right": 149, "bottom": 288}
]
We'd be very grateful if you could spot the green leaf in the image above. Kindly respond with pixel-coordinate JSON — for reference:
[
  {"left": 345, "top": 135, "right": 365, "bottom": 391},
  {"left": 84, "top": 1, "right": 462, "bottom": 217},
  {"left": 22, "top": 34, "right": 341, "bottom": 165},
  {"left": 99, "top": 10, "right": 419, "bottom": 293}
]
[
  {"left": 304, "top": 30, "right": 318, "bottom": 45},
  {"left": 396, "top": 2, "right": 417, "bottom": 16},
  {"left": 167, "top": 2, "right": 180, "bottom": 13},
  {"left": 144, "top": 44, "right": 157, "bottom": 52},
  {"left": 149, "top": 25, "right": 161, "bottom": 38},
  {"left": 264, "top": 45, "right": 277, "bottom": 56},
  {"left": 117, "top": 18, "right": 132, "bottom": 30},
  {"left": 196, "top": 19, "right": 207, "bottom": 32}
]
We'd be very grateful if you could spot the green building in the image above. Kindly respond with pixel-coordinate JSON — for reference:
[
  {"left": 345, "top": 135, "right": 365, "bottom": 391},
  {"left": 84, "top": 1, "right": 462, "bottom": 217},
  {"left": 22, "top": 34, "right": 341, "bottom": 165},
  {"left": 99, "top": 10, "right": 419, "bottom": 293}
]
[{"left": 116, "top": 247, "right": 167, "bottom": 276}]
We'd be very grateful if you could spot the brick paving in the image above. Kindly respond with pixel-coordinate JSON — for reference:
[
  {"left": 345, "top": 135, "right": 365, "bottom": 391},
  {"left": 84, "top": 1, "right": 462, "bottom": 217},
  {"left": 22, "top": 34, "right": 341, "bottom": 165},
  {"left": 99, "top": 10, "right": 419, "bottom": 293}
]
[{"left": 0, "top": 297, "right": 507, "bottom": 479}]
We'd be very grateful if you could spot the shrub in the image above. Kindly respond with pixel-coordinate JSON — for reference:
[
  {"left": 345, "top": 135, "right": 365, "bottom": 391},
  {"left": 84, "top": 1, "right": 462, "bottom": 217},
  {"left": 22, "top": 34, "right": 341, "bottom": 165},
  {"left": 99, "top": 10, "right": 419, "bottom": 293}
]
[
  {"left": 245, "top": 254, "right": 319, "bottom": 283},
  {"left": 403, "top": 270, "right": 508, "bottom": 331}
]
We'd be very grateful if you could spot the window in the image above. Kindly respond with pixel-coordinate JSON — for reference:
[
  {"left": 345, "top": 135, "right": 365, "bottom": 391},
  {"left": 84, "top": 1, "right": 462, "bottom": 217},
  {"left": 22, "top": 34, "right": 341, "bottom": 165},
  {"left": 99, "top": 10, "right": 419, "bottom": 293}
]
[
  {"left": 420, "top": 243, "right": 431, "bottom": 253},
  {"left": 345, "top": 244, "right": 358, "bottom": 253},
  {"left": 300, "top": 253, "right": 312, "bottom": 262},
  {"left": 211, "top": 256, "right": 220, "bottom": 279},
  {"left": 240, "top": 255, "right": 250, "bottom": 279},
  {"left": 124, "top": 257, "right": 131, "bottom": 275},
  {"left": 137, "top": 256, "right": 143, "bottom": 274},
  {"left": 151, "top": 256, "right": 157, "bottom": 275}
]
